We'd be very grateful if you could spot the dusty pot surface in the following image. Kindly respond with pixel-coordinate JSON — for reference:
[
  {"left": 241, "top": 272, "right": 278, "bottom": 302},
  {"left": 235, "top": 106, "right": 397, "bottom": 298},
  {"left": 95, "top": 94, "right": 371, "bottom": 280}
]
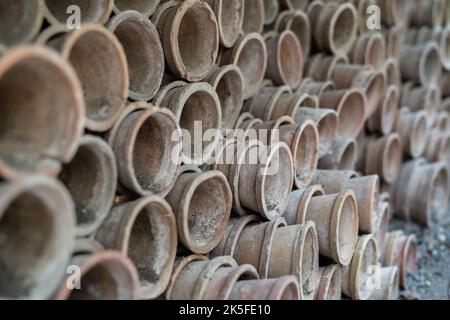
[
  {"left": 55, "top": 251, "right": 139, "bottom": 300},
  {"left": 0, "top": 46, "right": 85, "bottom": 179},
  {"left": 59, "top": 135, "right": 117, "bottom": 237},
  {"left": 0, "top": 0, "right": 44, "bottom": 47},
  {"left": 242, "top": 0, "right": 264, "bottom": 34},
  {"left": 341, "top": 235, "right": 378, "bottom": 300},
  {"left": 166, "top": 170, "right": 232, "bottom": 254},
  {"left": 43, "top": 0, "right": 113, "bottom": 25},
  {"left": 315, "top": 265, "right": 342, "bottom": 300},
  {"left": 96, "top": 196, "right": 177, "bottom": 299},
  {"left": 0, "top": 176, "right": 76, "bottom": 299},
  {"left": 155, "top": 0, "right": 219, "bottom": 82},
  {"left": 108, "top": 10, "right": 164, "bottom": 101},
  {"left": 268, "top": 222, "right": 319, "bottom": 300},
  {"left": 229, "top": 275, "right": 300, "bottom": 300}
]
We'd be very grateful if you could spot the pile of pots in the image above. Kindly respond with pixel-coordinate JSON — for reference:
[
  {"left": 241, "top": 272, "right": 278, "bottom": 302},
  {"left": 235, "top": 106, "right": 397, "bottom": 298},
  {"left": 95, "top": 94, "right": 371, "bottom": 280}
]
[{"left": 0, "top": 0, "right": 449, "bottom": 300}]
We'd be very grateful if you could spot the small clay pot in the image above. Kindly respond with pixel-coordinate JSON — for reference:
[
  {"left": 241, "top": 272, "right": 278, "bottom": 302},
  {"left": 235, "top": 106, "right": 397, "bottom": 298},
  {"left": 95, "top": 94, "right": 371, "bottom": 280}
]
[
  {"left": 59, "top": 135, "right": 117, "bottom": 237},
  {"left": 113, "top": 0, "right": 160, "bottom": 17},
  {"left": 0, "top": 176, "right": 76, "bottom": 299},
  {"left": 96, "top": 196, "right": 177, "bottom": 299}
]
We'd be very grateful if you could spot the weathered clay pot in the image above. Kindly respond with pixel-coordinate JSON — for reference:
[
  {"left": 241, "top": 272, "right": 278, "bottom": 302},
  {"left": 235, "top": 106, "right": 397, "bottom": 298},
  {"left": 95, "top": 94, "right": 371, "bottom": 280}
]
[
  {"left": 43, "top": 0, "right": 113, "bottom": 25},
  {"left": 294, "top": 108, "right": 338, "bottom": 157},
  {"left": 0, "top": 176, "right": 75, "bottom": 299},
  {"left": 268, "top": 222, "right": 319, "bottom": 300},
  {"left": 275, "top": 10, "right": 311, "bottom": 57},
  {"left": 310, "top": 1, "right": 358, "bottom": 56},
  {"left": 364, "top": 134, "right": 403, "bottom": 184},
  {"left": 401, "top": 83, "right": 440, "bottom": 120},
  {"left": 384, "top": 58, "right": 401, "bottom": 89},
  {"left": 216, "top": 217, "right": 287, "bottom": 278},
  {"left": 46, "top": 24, "right": 128, "bottom": 132},
  {"left": 163, "top": 255, "right": 207, "bottom": 299},
  {"left": 303, "top": 190, "right": 359, "bottom": 266},
  {"left": 263, "top": 0, "right": 279, "bottom": 25},
  {"left": 409, "top": 0, "right": 446, "bottom": 27},
  {"left": 394, "top": 160, "right": 449, "bottom": 226},
  {"left": 320, "top": 89, "right": 366, "bottom": 138},
  {"left": 74, "top": 238, "right": 104, "bottom": 255},
  {"left": 395, "top": 108, "right": 428, "bottom": 158},
  {"left": 220, "top": 33, "right": 267, "bottom": 99},
  {"left": 59, "top": 135, "right": 117, "bottom": 237},
  {"left": 233, "top": 113, "right": 264, "bottom": 141},
  {"left": 208, "top": 0, "right": 244, "bottom": 48},
  {"left": 315, "top": 265, "right": 342, "bottom": 300},
  {"left": 354, "top": 0, "right": 376, "bottom": 33},
  {"left": 329, "top": 64, "right": 385, "bottom": 118},
  {"left": 381, "top": 26, "right": 402, "bottom": 60},
  {"left": 433, "top": 111, "right": 450, "bottom": 132},
  {"left": 206, "top": 65, "right": 244, "bottom": 129},
  {"left": 305, "top": 53, "right": 348, "bottom": 82},
  {"left": 96, "top": 196, "right": 177, "bottom": 299},
  {"left": 0, "top": 46, "right": 85, "bottom": 179},
  {"left": 210, "top": 215, "right": 261, "bottom": 258},
  {"left": 113, "top": 0, "right": 160, "bottom": 17},
  {"left": 55, "top": 251, "right": 139, "bottom": 300},
  {"left": 250, "top": 116, "right": 295, "bottom": 145},
  {"left": 367, "top": 85, "right": 399, "bottom": 135},
  {"left": 0, "top": 0, "right": 43, "bottom": 46},
  {"left": 312, "top": 170, "right": 380, "bottom": 233},
  {"left": 109, "top": 105, "right": 180, "bottom": 196},
  {"left": 318, "top": 136, "right": 357, "bottom": 171},
  {"left": 382, "top": 231, "right": 417, "bottom": 289},
  {"left": 424, "top": 130, "right": 450, "bottom": 164},
  {"left": 400, "top": 43, "right": 441, "bottom": 86},
  {"left": 229, "top": 276, "right": 300, "bottom": 300},
  {"left": 242, "top": 0, "right": 264, "bottom": 34},
  {"left": 351, "top": 32, "right": 386, "bottom": 69},
  {"left": 159, "top": 82, "right": 222, "bottom": 165},
  {"left": 108, "top": 10, "right": 164, "bottom": 101},
  {"left": 277, "top": 120, "right": 319, "bottom": 189},
  {"left": 405, "top": 26, "right": 450, "bottom": 70},
  {"left": 153, "top": 0, "right": 219, "bottom": 82},
  {"left": 166, "top": 170, "right": 232, "bottom": 254},
  {"left": 265, "top": 30, "right": 303, "bottom": 89},
  {"left": 370, "top": 266, "right": 399, "bottom": 300},
  {"left": 341, "top": 235, "right": 378, "bottom": 300},
  {"left": 215, "top": 141, "right": 294, "bottom": 220},
  {"left": 284, "top": 184, "right": 325, "bottom": 225}
]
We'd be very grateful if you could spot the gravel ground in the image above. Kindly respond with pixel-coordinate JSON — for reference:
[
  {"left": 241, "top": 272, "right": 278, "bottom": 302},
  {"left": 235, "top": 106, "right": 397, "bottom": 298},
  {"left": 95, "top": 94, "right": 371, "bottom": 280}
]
[{"left": 391, "top": 216, "right": 450, "bottom": 300}]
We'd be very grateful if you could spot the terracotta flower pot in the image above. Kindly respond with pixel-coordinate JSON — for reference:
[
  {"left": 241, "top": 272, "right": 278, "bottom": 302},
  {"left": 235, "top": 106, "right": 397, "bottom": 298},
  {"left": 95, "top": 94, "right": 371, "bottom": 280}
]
[{"left": 315, "top": 265, "right": 342, "bottom": 300}]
